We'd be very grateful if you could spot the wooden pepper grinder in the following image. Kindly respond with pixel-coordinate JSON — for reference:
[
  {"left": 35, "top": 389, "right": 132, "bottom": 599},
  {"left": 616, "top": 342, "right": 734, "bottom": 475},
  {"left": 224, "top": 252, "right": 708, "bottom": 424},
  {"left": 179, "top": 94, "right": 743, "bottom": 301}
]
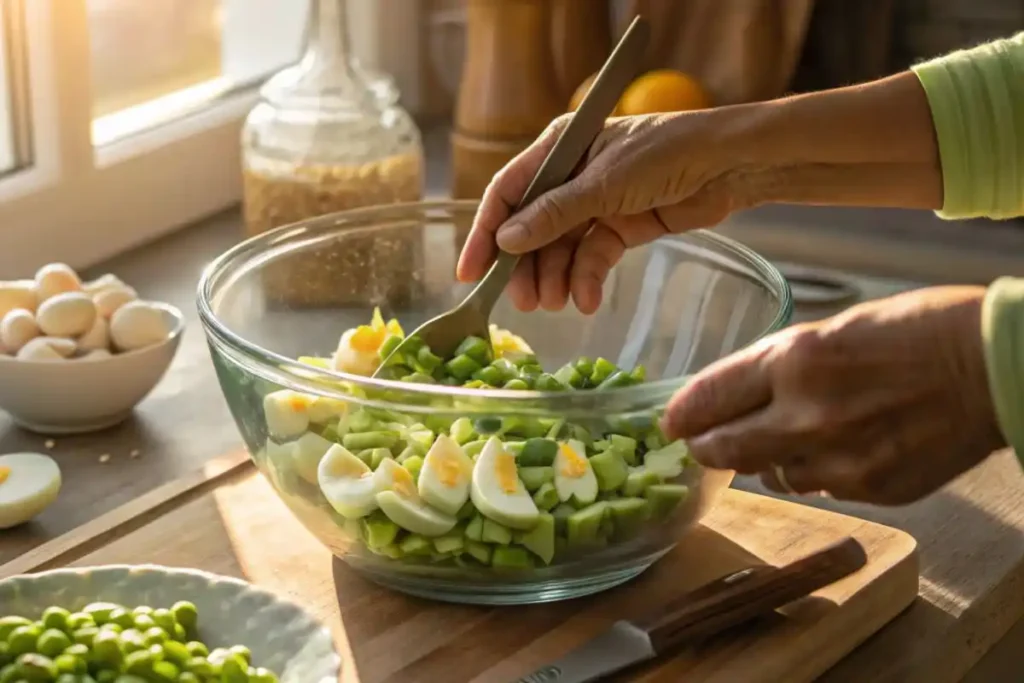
[
  {"left": 550, "top": 0, "right": 613, "bottom": 102},
  {"left": 451, "top": 0, "right": 564, "bottom": 201}
]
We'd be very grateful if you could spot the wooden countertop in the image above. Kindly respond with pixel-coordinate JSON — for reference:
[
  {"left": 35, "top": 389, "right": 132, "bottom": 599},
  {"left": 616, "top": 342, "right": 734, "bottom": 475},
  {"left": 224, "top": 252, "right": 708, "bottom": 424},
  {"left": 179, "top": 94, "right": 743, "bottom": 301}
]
[{"left": 1, "top": 130, "right": 1023, "bottom": 679}]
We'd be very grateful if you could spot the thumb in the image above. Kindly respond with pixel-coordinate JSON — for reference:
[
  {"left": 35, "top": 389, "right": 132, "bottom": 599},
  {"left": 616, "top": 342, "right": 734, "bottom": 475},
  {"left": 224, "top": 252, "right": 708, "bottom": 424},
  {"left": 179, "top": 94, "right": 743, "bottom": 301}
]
[{"left": 495, "top": 176, "right": 598, "bottom": 253}]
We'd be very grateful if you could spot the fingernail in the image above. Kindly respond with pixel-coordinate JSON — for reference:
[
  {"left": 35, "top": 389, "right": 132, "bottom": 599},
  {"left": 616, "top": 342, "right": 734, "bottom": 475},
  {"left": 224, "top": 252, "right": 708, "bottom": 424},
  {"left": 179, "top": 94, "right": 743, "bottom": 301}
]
[{"left": 496, "top": 223, "right": 527, "bottom": 249}]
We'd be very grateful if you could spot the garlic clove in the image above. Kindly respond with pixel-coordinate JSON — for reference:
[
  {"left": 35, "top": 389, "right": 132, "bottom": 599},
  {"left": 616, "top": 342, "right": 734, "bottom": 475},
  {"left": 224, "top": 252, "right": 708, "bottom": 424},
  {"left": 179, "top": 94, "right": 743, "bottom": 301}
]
[
  {"left": 110, "top": 301, "right": 170, "bottom": 351},
  {"left": 77, "top": 314, "right": 109, "bottom": 352},
  {"left": 0, "top": 308, "right": 40, "bottom": 353},
  {"left": 17, "top": 337, "right": 74, "bottom": 361},
  {"left": 82, "top": 273, "right": 125, "bottom": 296},
  {"left": 78, "top": 348, "right": 112, "bottom": 360},
  {"left": 36, "top": 292, "right": 97, "bottom": 337},
  {"left": 35, "top": 263, "right": 82, "bottom": 302},
  {"left": 94, "top": 284, "right": 137, "bottom": 319},
  {"left": 0, "top": 280, "right": 39, "bottom": 318}
]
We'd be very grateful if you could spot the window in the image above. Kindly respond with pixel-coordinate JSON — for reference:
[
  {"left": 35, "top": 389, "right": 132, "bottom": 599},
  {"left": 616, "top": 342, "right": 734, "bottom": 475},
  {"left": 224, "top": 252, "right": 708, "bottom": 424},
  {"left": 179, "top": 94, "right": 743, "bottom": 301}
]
[{"left": 0, "top": 0, "right": 416, "bottom": 275}]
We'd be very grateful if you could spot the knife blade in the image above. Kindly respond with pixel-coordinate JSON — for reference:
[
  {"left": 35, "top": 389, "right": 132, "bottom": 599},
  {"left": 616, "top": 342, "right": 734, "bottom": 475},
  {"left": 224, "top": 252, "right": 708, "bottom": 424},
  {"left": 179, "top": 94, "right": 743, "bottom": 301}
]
[{"left": 511, "top": 537, "right": 868, "bottom": 683}]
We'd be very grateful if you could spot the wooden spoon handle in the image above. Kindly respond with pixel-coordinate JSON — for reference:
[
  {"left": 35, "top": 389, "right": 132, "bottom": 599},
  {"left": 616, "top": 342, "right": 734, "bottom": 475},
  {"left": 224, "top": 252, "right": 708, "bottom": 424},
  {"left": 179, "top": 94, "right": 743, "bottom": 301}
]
[{"left": 637, "top": 537, "right": 868, "bottom": 653}]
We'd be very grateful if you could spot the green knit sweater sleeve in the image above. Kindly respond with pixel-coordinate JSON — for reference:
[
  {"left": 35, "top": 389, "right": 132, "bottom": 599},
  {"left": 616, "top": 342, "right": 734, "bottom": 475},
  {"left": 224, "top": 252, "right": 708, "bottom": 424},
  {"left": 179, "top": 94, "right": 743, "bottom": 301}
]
[
  {"left": 912, "top": 36, "right": 1024, "bottom": 464},
  {"left": 912, "top": 32, "right": 1024, "bottom": 219}
]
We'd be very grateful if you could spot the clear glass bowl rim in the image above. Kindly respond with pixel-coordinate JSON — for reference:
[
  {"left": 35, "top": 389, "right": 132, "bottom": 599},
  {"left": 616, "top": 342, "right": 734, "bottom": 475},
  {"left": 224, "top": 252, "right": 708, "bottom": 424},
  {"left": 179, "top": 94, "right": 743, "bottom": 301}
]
[{"left": 196, "top": 200, "right": 793, "bottom": 415}]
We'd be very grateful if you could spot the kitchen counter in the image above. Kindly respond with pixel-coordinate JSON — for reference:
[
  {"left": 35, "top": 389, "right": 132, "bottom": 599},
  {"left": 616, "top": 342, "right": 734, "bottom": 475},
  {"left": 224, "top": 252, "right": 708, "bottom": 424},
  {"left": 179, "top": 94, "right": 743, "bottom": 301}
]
[{"left": 1, "top": 127, "right": 1023, "bottom": 680}]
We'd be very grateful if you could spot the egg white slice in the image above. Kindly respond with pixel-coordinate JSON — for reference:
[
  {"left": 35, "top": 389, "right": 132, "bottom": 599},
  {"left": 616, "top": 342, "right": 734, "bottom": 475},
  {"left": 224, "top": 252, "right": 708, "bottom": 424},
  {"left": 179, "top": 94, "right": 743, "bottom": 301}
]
[
  {"left": 317, "top": 444, "right": 378, "bottom": 519},
  {"left": 0, "top": 452, "right": 62, "bottom": 529},
  {"left": 471, "top": 437, "right": 539, "bottom": 530},
  {"left": 553, "top": 439, "right": 599, "bottom": 505},
  {"left": 263, "top": 390, "right": 313, "bottom": 439},
  {"left": 418, "top": 434, "right": 472, "bottom": 516},
  {"left": 332, "top": 328, "right": 381, "bottom": 376},
  {"left": 372, "top": 458, "right": 457, "bottom": 537},
  {"left": 293, "top": 431, "right": 335, "bottom": 485}
]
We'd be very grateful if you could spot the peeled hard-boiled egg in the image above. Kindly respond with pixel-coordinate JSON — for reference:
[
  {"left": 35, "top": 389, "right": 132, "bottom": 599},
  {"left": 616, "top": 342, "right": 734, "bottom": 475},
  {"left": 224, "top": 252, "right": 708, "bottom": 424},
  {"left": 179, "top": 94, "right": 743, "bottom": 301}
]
[
  {"left": 36, "top": 292, "right": 96, "bottom": 337},
  {"left": 109, "top": 301, "right": 170, "bottom": 351},
  {"left": 553, "top": 439, "right": 598, "bottom": 506},
  {"left": 0, "top": 280, "right": 38, "bottom": 318},
  {"left": 292, "top": 431, "right": 334, "bottom": 484},
  {"left": 471, "top": 436, "right": 539, "bottom": 530},
  {"left": 374, "top": 458, "right": 457, "bottom": 536},
  {"left": 35, "top": 263, "right": 81, "bottom": 302},
  {"left": 0, "top": 308, "right": 39, "bottom": 353},
  {"left": 332, "top": 328, "right": 382, "bottom": 376},
  {"left": 317, "top": 444, "right": 377, "bottom": 519},
  {"left": 263, "top": 390, "right": 313, "bottom": 439},
  {"left": 16, "top": 337, "right": 75, "bottom": 361},
  {"left": 418, "top": 434, "right": 472, "bottom": 516},
  {"left": 0, "top": 452, "right": 61, "bottom": 528}
]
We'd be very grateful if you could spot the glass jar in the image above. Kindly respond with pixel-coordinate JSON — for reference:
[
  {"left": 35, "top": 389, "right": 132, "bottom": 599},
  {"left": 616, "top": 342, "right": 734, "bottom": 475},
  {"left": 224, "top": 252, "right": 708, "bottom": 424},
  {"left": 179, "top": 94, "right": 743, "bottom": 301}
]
[{"left": 241, "top": 0, "right": 425, "bottom": 309}]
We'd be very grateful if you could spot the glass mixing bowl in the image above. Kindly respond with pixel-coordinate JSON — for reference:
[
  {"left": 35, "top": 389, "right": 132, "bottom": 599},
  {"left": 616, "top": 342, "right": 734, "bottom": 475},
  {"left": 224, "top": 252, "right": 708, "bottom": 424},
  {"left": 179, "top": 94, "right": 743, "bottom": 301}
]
[{"left": 197, "top": 200, "right": 792, "bottom": 605}]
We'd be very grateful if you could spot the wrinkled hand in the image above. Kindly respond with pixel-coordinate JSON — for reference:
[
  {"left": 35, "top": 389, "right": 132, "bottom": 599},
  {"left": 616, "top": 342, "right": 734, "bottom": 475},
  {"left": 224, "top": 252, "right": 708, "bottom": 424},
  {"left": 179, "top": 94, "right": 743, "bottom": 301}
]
[
  {"left": 457, "top": 112, "right": 745, "bottom": 314},
  {"left": 660, "top": 286, "right": 1005, "bottom": 505}
]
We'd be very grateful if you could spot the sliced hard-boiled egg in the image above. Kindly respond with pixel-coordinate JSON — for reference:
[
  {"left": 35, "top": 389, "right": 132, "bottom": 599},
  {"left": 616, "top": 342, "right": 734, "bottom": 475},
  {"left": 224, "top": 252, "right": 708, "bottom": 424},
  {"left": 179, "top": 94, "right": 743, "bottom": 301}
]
[
  {"left": 418, "top": 434, "right": 472, "bottom": 516},
  {"left": 263, "top": 389, "right": 315, "bottom": 439},
  {"left": 0, "top": 452, "right": 62, "bottom": 529},
  {"left": 373, "top": 457, "right": 457, "bottom": 536},
  {"left": 317, "top": 444, "right": 378, "bottom": 519},
  {"left": 262, "top": 438, "right": 296, "bottom": 492},
  {"left": 489, "top": 324, "right": 533, "bottom": 358},
  {"left": 554, "top": 439, "right": 599, "bottom": 506},
  {"left": 471, "top": 436, "right": 539, "bottom": 530},
  {"left": 331, "top": 307, "right": 404, "bottom": 376},
  {"left": 307, "top": 396, "right": 349, "bottom": 425},
  {"left": 293, "top": 431, "right": 335, "bottom": 484}
]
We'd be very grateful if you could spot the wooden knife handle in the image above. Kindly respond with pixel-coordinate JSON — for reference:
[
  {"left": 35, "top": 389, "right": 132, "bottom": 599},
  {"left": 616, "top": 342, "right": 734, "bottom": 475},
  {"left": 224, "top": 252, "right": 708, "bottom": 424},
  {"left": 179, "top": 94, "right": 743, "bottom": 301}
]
[{"left": 637, "top": 537, "right": 868, "bottom": 653}]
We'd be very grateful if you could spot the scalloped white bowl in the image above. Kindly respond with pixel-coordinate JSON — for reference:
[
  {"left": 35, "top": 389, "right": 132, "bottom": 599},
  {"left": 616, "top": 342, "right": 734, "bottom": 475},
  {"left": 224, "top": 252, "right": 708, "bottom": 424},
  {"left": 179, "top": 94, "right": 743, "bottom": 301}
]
[{"left": 0, "top": 565, "right": 342, "bottom": 683}]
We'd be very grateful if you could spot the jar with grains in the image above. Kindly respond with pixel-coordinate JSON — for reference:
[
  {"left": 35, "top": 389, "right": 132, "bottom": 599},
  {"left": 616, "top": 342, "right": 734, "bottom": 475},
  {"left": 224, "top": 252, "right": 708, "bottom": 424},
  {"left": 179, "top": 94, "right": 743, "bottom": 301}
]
[{"left": 241, "top": 0, "right": 425, "bottom": 309}]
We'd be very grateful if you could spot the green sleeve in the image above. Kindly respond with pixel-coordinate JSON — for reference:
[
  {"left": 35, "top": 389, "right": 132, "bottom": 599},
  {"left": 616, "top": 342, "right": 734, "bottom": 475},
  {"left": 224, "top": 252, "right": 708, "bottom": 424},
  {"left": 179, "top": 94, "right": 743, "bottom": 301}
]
[
  {"left": 982, "top": 278, "right": 1024, "bottom": 464},
  {"left": 912, "top": 32, "right": 1024, "bottom": 219}
]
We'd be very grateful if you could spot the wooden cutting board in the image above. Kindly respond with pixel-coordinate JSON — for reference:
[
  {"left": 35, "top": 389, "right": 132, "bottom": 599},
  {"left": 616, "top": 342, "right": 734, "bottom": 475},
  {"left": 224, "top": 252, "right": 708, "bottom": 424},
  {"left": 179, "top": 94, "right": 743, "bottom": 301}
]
[{"left": 1, "top": 453, "right": 919, "bottom": 683}]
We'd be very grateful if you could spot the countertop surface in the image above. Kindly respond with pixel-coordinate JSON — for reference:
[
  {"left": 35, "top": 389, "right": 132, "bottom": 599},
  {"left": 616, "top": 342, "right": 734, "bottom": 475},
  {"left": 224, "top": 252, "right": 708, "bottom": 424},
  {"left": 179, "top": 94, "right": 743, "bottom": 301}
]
[{"left": 1, "top": 127, "right": 1023, "bottom": 681}]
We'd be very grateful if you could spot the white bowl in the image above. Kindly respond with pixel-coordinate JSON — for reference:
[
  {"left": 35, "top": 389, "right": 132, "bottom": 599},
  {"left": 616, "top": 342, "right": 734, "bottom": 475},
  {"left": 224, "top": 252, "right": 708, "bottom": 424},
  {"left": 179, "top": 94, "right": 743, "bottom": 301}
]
[
  {"left": 0, "top": 564, "right": 342, "bottom": 683},
  {"left": 0, "top": 303, "right": 184, "bottom": 434}
]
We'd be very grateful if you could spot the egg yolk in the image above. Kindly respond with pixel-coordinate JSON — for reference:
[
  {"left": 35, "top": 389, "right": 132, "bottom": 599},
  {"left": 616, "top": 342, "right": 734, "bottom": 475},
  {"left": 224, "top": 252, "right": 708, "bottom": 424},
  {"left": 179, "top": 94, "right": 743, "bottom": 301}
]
[
  {"left": 495, "top": 452, "right": 519, "bottom": 494},
  {"left": 436, "top": 453, "right": 467, "bottom": 487},
  {"left": 287, "top": 393, "right": 312, "bottom": 412},
  {"left": 559, "top": 444, "right": 588, "bottom": 478},
  {"left": 0, "top": 466, "right": 9, "bottom": 485},
  {"left": 327, "top": 456, "right": 369, "bottom": 480},
  {"left": 392, "top": 466, "right": 417, "bottom": 498},
  {"left": 350, "top": 325, "right": 386, "bottom": 353}
]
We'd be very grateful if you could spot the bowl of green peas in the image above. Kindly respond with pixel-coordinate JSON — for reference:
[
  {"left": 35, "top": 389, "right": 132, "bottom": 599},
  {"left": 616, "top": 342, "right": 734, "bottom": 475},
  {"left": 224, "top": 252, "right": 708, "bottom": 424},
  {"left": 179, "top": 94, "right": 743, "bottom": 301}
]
[
  {"left": 0, "top": 564, "right": 340, "bottom": 683},
  {"left": 198, "top": 200, "right": 793, "bottom": 605}
]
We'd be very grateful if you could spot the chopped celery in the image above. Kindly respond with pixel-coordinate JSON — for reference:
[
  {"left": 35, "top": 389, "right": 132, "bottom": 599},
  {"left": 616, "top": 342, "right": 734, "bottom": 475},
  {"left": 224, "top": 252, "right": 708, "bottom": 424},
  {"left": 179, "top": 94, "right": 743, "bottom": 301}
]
[
  {"left": 465, "top": 515, "right": 484, "bottom": 542},
  {"left": 518, "top": 466, "right": 554, "bottom": 492},
  {"left": 492, "top": 546, "right": 534, "bottom": 570},
  {"left": 449, "top": 418, "right": 476, "bottom": 445},
  {"left": 481, "top": 518, "right": 513, "bottom": 545},
  {"left": 588, "top": 449, "right": 629, "bottom": 492},
  {"left": 518, "top": 438, "right": 558, "bottom": 467},
  {"left": 432, "top": 531, "right": 465, "bottom": 555},
  {"left": 645, "top": 484, "right": 689, "bottom": 520},
  {"left": 515, "top": 513, "right": 555, "bottom": 564},
  {"left": 532, "top": 482, "right": 560, "bottom": 511},
  {"left": 399, "top": 534, "right": 433, "bottom": 556},
  {"left": 622, "top": 469, "right": 662, "bottom": 497},
  {"left": 566, "top": 502, "right": 608, "bottom": 548},
  {"left": 464, "top": 541, "right": 492, "bottom": 565}
]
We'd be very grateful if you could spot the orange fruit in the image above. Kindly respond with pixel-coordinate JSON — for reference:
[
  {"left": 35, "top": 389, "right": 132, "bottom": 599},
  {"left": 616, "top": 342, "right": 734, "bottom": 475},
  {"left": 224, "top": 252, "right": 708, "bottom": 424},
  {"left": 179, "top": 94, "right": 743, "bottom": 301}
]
[
  {"left": 568, "top": 72, "right": 623, "bottom": 115},
  {"left": 618, "top": 69, "right": 712, "bottom": 115}
]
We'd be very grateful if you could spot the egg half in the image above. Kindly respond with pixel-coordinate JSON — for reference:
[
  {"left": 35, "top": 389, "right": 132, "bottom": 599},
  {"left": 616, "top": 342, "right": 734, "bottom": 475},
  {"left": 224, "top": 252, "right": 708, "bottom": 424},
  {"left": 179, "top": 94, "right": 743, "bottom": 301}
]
[
  {"left": 471, "top": 437, "right": 539, "bottom": 530},
  {"left": 553, "top": 439, "right": 598, "bottom": 505},
  {"left": 417, "top": 434, "right": 472, "bottom": 516},
  {"left": 0, "top": 452, "right": 62, "bottom": 529},
  {"left": 317, "top": 444, "right": 377, "bottom": 519},
  {"left": 373, "top": 457, "right": 457, "bottom": 536},
  {"left": 332, "top": 307, "right": 404, "bottom": 376}
]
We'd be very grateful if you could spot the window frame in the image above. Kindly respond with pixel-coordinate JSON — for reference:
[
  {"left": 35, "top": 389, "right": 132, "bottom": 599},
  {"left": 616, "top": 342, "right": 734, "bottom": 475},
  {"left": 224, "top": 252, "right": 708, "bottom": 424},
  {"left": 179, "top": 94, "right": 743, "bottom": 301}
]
[{"left": 0, "top": 0, "right": 419, "bottom": 275}]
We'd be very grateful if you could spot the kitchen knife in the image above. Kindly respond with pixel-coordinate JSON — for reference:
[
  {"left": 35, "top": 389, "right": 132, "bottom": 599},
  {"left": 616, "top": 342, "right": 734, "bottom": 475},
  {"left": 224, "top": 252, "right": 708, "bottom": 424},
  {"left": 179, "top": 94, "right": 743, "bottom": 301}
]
[{"left": 512, "top": 537, "right": 868, "bottom": 683}]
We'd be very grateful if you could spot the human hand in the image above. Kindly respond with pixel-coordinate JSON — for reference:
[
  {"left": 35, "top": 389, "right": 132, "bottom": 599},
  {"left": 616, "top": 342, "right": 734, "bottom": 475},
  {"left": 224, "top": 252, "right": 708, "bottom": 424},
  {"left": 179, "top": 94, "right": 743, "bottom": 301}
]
[
  {"left": 456, "top": 111, "right": 748, "bottom": 314},
  {"left": 660, "top": 286, "right": 1005, "bottom": 505}
]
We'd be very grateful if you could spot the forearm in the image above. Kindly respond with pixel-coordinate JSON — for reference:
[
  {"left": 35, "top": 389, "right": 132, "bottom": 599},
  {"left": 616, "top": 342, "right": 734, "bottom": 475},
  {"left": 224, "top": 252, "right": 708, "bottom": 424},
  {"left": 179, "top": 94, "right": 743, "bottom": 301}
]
[{"left": 707, "top": 71, "right": 943, "bottom": 211}]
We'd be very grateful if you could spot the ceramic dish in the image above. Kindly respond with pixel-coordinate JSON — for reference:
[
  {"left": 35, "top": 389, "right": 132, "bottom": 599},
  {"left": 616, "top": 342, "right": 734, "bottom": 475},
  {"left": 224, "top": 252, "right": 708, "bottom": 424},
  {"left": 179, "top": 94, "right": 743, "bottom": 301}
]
[
  {"left": 0, "top": 564, "right": 341, "bottom": 683},
  {"left": 0, "top": 303, "right": 184, "bottom": 434}
]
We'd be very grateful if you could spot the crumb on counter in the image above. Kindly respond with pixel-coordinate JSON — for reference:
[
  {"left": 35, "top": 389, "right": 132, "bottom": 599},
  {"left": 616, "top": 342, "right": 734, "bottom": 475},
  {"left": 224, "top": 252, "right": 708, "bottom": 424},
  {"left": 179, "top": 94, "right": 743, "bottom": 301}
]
[{"left": 98, "top": 453, "right": 110, "bottom": 463}]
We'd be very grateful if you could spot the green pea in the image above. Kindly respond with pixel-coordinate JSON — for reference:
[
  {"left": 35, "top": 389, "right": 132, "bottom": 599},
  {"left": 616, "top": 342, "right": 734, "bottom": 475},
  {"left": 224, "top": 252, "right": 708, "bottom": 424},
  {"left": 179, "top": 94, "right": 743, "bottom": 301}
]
[
  {"left": 183, "top": 657, "right": 213, "bottom": 677},
  {"left": 250, "top": 667, "right": 279, "bottom": 683},
  {"left": 177, "top": 673, "right": 200, "bottom": 683},
  {"left": 0, "top": 663, "right": 16, "bottom": 683},
  {"left": 62, "top": 644, "right": 88, "bottom": 659},
  {"left": 170, "top": 624, "right": 187, "bottom": 643},
  {"left": 99, "top": 623, "right": 123, "bottom": 635},
  {"left": 122, "top": 649, "right": 154, "bottom": 676},
  {"left": 106, "top": 609, "right": 134, "bottom": 630},
  {"left": 118, "top": 628, "right": 145, "bottom": 654},
  {"left": 183, "top": 642, "right": 207, "bottom": 659},
  {"left": 71, "top": 627, "right": 99, "bottom": 648},
  {"left": 455, "top": 336, "right": 491, "bottom": 365},
  {"left": 92, "top": 630, "right": 123, "bottom": 668},
  {"left": 53, "top": 652, "right": 87, "bottom": 675},
  {"left": 131, "top": 614, "right": 155, "bottom": 631},
  {"left": 535, "top": 373, "right": 564, "bottom": 392},
  {"left": 40, "top": 608, "right": 70, "bottom": 632},
  {"left": 37, "top": 628, "right": 72, "bottom": 658},
  {"left": 64, "top": 614, "right": 95, "bottom": 632},
  {"left": 169, "top": 603, "right": 197, "bottom": 634},
  {"left": 207, "top": 648, "right": 229, "bottom": 665},
  {"left": 150, "top": 660, "right": 178, "bottom": 682},
  {"left": 130, "top": 607, "right": 152, "bottom": 618},
  {"left": 444, "top": 354, "right": 482, "bottom": 381},
  {"left": 113, "top": 676, "right": 148, "bottom": 683},
  {"left": 228, "top": 645, "right": 251, "bottom": 665},
  {"left": 56, "top": 674, "right": 80, "bottom": 683},
  {"left": 82, "top": 603, "right": 122, "bottom": 625},
  {"left": 95, "top": 671, "right": 118, "bottom": 683},
  {"left": 150, "top": 610, "right": 176, "bottom": 634},
  {"left": 7, "top": 625, "right": 41, "bottom": 657},
  {"left": 141, "top": 628, "right": 165, "bottom": 647},
  {"left": 220, "top": 654, "right": 248, "bottom": 683},
  {"left": 16, "top": 653, "right": 58, "bottom": 681},
  {"left": 503, "top": 378, "right": 529, "bottom": 390},
  {"left": 0, "top": 618, "right": 32, "bottom": 642},
  {"left": 158, "top": 641, "right": 188, "bottom": 667},
  {"left": 0, "top": 643, "right": 10, "bottom": 668}
]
